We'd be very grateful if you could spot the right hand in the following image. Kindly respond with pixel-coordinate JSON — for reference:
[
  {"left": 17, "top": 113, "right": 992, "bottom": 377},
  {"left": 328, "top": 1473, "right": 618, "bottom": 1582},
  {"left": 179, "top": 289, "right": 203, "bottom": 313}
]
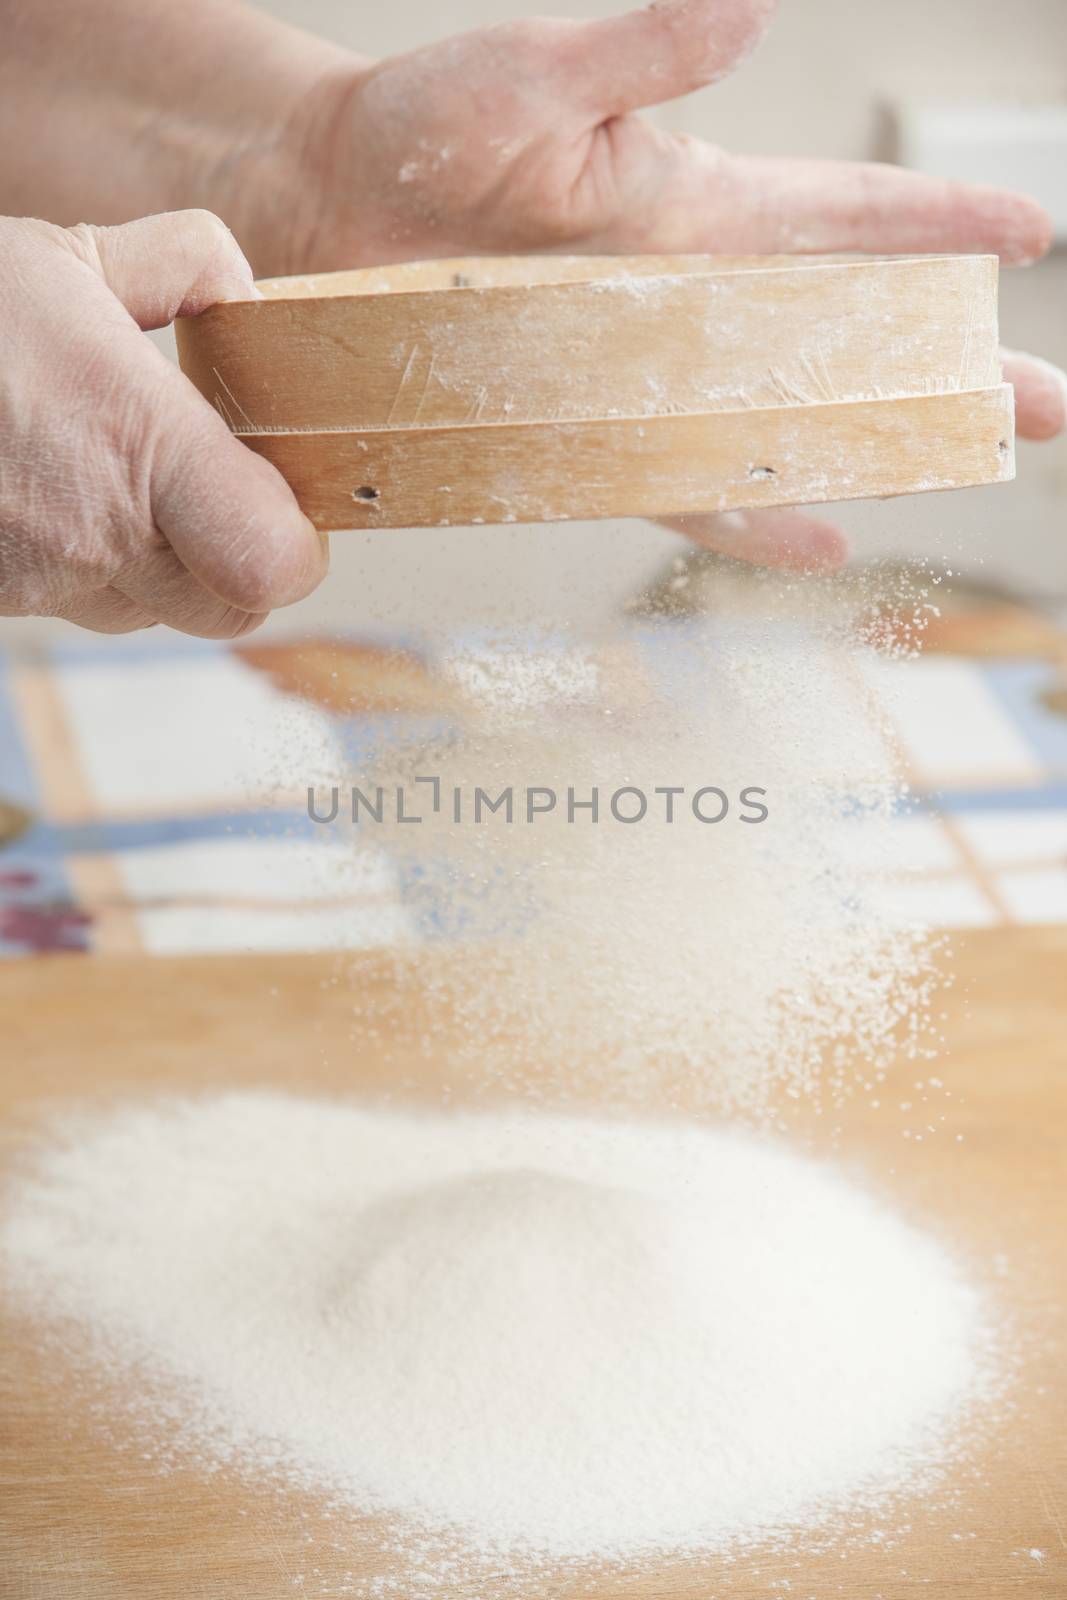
[{"left": 0, "top": 209, "right": 327, "bottom": 635}]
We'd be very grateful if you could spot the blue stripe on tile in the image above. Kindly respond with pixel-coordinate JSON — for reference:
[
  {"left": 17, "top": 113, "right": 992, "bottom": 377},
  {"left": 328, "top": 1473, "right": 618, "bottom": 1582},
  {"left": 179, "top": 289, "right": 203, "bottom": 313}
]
[
  {"left": 917, "top": 783, "right": 1067, "bottom": 813},
  {"left": 394, "top": 857, "right": 540, "bottom": 942},
  {"left": 335, "top": 713, "right": 463, "bottom": 768},
  {"left": 0, "top": 653, "right": 93, "bottom": 953},
  {"left": 39, "top": 808, "right": 316, "bottom": 855},
  {"left": 0, "top": 653, "right": 39, "bottom": 809}
]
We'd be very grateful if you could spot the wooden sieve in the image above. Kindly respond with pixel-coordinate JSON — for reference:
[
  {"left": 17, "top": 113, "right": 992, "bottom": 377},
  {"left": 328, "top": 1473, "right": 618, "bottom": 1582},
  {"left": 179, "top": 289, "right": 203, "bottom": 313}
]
[{"left": 175, "top": 254, "right": 1014, "bottom": 531}]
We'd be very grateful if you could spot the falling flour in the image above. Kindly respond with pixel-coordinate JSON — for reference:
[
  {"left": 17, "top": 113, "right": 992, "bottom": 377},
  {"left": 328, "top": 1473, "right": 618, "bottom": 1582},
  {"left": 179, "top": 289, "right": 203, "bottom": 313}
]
[
  {"left": 340, "top": 587, "right": 940, "bottom": 1117},
  {"left": 2, "top": 1091, "right": 990, "bottom": 1577}
]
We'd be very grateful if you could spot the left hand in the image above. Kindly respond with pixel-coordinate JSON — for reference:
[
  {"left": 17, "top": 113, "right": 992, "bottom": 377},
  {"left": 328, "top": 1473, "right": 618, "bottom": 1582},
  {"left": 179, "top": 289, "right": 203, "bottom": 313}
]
[{"left": 243, "top": 0, "right": 1064, "bottom": 572}]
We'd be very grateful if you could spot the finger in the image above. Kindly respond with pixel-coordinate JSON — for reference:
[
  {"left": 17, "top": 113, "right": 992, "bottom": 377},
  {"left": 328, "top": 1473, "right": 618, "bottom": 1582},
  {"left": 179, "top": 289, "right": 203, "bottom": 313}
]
[
  {"left": 80, "top": 210, "right": 329, "bottom": 612},
  {"left": 151, "top": 389, "right": 329, "bottom": 616},
  {"left": 708, "top": 155, "right": 1052, "bottom": 264},
  {"left": 657, "top": 507, "right": 849, "bottom": 573},
  {"left": 1002, "top": 348, "right": 1067, "bottom": 441},
  {"left": 116, "top": 542, "right": 267, "bottom": 639},
  {"left": 67, "top": 209, "right": 259, "bottom": 331},
  {"left": 571, "top": 0, "right": 776, "bottom": 115},
  {"left": 57, "top": 588, "right": 157, "bottom": 635}
]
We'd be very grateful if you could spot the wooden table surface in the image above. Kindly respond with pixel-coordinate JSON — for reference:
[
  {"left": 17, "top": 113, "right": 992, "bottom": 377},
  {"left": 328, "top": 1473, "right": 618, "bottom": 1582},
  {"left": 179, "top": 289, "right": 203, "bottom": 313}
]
[{"left": 1, "top": 928, "right": 1065, "bottom": 1598}]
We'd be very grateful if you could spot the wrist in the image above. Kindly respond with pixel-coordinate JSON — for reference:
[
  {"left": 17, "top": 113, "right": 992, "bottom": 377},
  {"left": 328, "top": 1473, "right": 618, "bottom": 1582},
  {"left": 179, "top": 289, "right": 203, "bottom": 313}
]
[
  {"left": 0, "top": 0, "right": 369, "bottom": 281},
  {"left": 166, "top": 33, "right": 370, "bottom": 280}
]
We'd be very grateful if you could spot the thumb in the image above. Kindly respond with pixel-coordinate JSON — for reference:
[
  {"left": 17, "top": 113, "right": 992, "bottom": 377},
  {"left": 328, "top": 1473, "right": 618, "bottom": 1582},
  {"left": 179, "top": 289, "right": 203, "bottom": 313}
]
[
  {"left": 65, "top": 209, "right": 326, "bottom": 612},
  {"left": 571, "top": 0, "right": 777, "bottom": 116},
  {"left": 67, "top": 209, "right": 259, "bottom": 331}
]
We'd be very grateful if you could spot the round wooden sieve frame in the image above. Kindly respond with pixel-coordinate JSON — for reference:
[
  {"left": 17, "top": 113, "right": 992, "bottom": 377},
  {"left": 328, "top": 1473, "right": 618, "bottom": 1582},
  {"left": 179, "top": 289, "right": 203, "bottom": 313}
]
[{"left": 175, "top": 254, "right": 1014, "bottom": 531}]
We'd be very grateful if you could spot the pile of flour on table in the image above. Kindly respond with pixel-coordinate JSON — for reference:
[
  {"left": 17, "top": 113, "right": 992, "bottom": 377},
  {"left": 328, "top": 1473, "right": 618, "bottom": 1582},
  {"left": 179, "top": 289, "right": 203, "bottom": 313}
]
[{"left": 2, "top": 1091, "right": 989, "bottom": 1574}]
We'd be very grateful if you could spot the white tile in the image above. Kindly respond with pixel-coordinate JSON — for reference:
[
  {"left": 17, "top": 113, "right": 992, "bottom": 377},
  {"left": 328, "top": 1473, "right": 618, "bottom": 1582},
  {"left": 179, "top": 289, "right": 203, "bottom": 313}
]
[
  {"left": 117, "top": 834, "right": 417, "bottom": 954},
  {"left": 998, "top": 867, "right": 1067, "bottom": 924},
  {"left": 954, "top": 809, "right": 1067, "bottom": 869},
  {"left": 858, "top": 656, "right": 1042, "bottom": 788},
  {"left": 833, "top": 813, "right": 962, "bottom": 873},
  {"left": 115, "top": 836, "right": 395, "bottom": 902},
  {"left": 56, "top": 655, "right": 341, "bottom": 812},
  {"left": 867, "top": 874, "right": 999, "bottom": 929},
  {"left": 137, "top": 900, "right": 417, "bottom": 956}
]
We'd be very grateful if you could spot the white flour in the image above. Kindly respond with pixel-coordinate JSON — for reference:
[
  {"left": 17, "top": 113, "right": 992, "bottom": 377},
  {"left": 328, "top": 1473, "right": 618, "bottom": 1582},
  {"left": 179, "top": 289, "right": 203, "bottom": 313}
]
[
  {"left": 353, "top": 595, "right": 939, "bottom": 1117},
  {"left": 2, "top": 1092, "right": 988, "bottom": 1572}
]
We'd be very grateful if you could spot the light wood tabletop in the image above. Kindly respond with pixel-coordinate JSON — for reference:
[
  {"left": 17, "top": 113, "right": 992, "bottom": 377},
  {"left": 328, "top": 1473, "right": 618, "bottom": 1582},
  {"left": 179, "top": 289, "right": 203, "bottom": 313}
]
[{"left": 1, "top": 927, "right": 1064, "bottom": 1597}]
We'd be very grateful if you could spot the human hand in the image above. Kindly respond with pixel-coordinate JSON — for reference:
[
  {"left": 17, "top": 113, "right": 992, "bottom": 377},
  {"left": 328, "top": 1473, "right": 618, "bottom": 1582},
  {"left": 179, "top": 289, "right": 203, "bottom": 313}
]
[
  {"left": 270, "top": 0, "right": 1064, "bottom": 572},
  {"left": 0, "top": 211, "right": 326, "bottom": 633}
]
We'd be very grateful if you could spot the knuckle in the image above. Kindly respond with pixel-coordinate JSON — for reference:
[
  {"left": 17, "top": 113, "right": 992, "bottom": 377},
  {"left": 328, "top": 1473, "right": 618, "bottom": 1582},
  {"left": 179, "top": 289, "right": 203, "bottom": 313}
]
[
  {"left": 184, "top": 601, "right": 266, "bottom": 641},
  {"left": 114, "top": 613, "right": 157, "bottom": 635},
  {"left": 176, "top": 209, "right": 244, "bottom": 268},
  {"left": 79, "top": 601, "right": 155, "bottom": 636},
  {"left": 61, "top": 221, "right": 107, "bottom": 275},
  {"left": 178, "top": 208, "right": 235, "bottom": 247},
  {"left": 171, "top": 209, "right": 254, "bottom": 306},
  {"left": 225, "top": 608, "right": 267, "bottom": 640}
]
